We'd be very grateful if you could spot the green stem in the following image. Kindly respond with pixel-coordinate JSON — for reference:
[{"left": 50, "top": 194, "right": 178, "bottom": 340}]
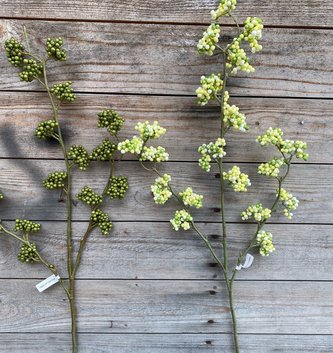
[{"left": 40, "top": 61, "right": 76, "bottom": 353}]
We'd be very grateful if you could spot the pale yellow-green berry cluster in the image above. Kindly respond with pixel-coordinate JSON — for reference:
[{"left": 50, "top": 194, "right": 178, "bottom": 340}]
[
  {"left": 140, "top": 146, "right": 169, "bottom": 162},
  {"left": 197, "top": 23, "right": 220, "bottom": 56},
  {"left": 256, "top": 230, "right": 275, "bottom": 256},
  {"left": 211, "top": 0, "right": 237, "bottom": 19},
  {"left": 198, "top": 138, "right": 226, "bottom": 172},
  {"left": 256, "top": 127, "right": 308, "bottom": 160},
  {"left": 179, "top": 187, "right": 203, "bottom": 209},
  {"left": 43, "top": 171, "right": 67, "bottom": 189},
  {"left": 280, "top": 140, "right": 309, "bottom": 160},
  {"left": 258, "top": 157, "right": 285, "bottom": 178},
  {"left": 196, "top": 74, "right": 223, "bottom": 106},
  {"left": 170, "top": 209, "right": 193, "bottom": 231},
  {"left": 77, "top": 186, "right": 102, "bottom": 206},
  {"left": 242, "top": 17, "right": 264, "bottom": 53},
  {"left": 256, "top": 127, "right": 283, "bottom": 146},
  {"left": 278, "top": 188, "right": 299, "bottom": 219},
  {"left": 241, "top": 203, "right": 271, "bottom": 222},
  {"left": 14, "top": 219, "right": 41, "bottom": 233},
  {"left": 0, "top": 192, "right": 3, "bottom": 200},
  {"left": 90, "top": 209, "right": 113, "bottom": 236},
  {"left": 68, "top": 145, "right": 90, "bottom": 170},
  {"left": 135, "top": 120, "right": 166, "bottom": 140},
  {"left": 151, "top": 174, "right": 172, "bottom": 205},
  {"left": 223, "top": 166, "right": 251, "bottom": 192},
  {"left": 223, "top": 91, "right": 248, "bottom": 131},
  {"left": 118, "top": 136, "right": 144, "bottom": 154},
  {"left": 226, "top": 40, "right": 254, "bottom": 75}
]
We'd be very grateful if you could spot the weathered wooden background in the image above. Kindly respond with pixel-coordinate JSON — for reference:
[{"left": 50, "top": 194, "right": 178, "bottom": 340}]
[{"left": 0, "top": 0, "right": 332, "bottom": 352}]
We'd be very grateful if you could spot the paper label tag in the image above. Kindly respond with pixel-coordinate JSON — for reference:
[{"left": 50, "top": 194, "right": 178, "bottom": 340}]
[
  {"left": 36, "top": 274, "right": 60, "bottom": 292},
  {"left": 235, "top": 253, "right": 254, "bottom": 271}
]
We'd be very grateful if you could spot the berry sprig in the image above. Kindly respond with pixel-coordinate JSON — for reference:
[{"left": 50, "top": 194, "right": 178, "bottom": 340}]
[
  {"left": 90, "top": 209, "right": 113, "bottom": 236},
  {"left": 98, "top": 109, "right": 124, "bottom": 136},
  {"left": 4, "top": 38, "right": 25, "bottom": 67},
  {"left": 35, "top": 119, "right": 59, "bottom": 140},
  {"left": 68, "top": 145, "right": 90, "bottom": 170},
  {"left": 43, "top": 171, "right": 68, "bottom": 189},
  {"left": 17, "top": 243, "right": 39, "bottom": 263},
  {"left": 51, "top": 82, "right": 76, "bottom": 102},
  {"left": 77, "top": 186, "right": 102, "bottom": 206},
  {"left": 256, "top": 230, "right": 275, "bottom": 256},
  {"left": 19, "top": 59, "right": 43, "bottom": 82},
  {"left": 170, "top": 209, "right": 193, "bottom": 231},
  {"left": 0, "top": 192, "right": 4, "bottom": 200},
  {"left": 89, "top": 139, "right": 117, "bottom": 161},
  {"left": 46, "top": 37, "right": 66, "bottom": 61},
  {"left": 14, "top": 219, "right": 41, "bottom": 233},
  {"left": 107, "top": 176, "right": 129, "bottom": 200}
]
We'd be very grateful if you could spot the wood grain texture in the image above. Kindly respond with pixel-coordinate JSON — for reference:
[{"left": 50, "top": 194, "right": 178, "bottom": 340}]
[
  {"left": 0, "top": 160, "right": 329, "bottom": 223},
  {"left": 0, "top": 92, "right": 330, "bottom": 163},
  {"left": 1, "top": 222, "right": 331, "bottom": 281},
  {"left": 0, "top": 279, "right": 332, "bottom": 334},
  {"left": 0, "top": 20, "right": 332, "bottom": 97},
  {"left": 0, "top": 0, "right": 332, "bottom": 27},
  {"left": 0, "top": 333, "right": 332, "bottom": 353}
]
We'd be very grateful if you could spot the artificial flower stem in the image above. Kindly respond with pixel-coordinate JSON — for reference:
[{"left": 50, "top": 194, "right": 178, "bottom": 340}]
[{"left": 41, "top": 61, "right": 77, "bottom": 353}]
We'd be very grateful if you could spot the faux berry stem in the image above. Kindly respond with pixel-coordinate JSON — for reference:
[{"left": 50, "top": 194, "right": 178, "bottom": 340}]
[{"left": 39, "top": 60, "right": 77, "bottom": 353}]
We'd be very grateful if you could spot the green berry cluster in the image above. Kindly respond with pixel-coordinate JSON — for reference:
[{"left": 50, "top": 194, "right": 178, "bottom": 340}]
[
  {"left": 90, "top": 209, "right": 113, "bottom": 236},
  {"left": 107, "top": 176, "right": 129, "bottom": 200},
  {"left": 97, "top": 109, "right": 124, "bottom": 136},
  {"left": 35, "top": 119, "right": 59, "bottom": 139},
  {"left": 43, "top": 171, "right": 67, "bottom": 189},
  {"left": 14, "top": 219, "right": 41, "bottom": 233},
  {"left": 68, "top": 145, "right": 89, "bottom": 170},
  {"left": 5, "top": 38, "right": 25, "bottom": 67},
  {"left": 19, "top": 59, "right": 43, "bottom": 82},
  {"left": 0, "top": 191, "right": 3, "bottom": 200},
  {"left": 51, "top": 81, "right": 76, "bottom": 102},
  {"left": 77, "top": 186, "right": 102, "bottom": 205},
  {"left": 46, "top": 37, "right": 66, "bottom": 61},
  {"left": 89, "top": 139, "right": 117, "bottom": 161},
  {"left": 17, "top": 243, "right": 39, "bottom": 263}
]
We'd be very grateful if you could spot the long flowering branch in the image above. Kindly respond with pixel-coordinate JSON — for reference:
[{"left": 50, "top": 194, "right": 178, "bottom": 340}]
[{"left": 116, "top": 1, "right": 309, "bottom": 353}]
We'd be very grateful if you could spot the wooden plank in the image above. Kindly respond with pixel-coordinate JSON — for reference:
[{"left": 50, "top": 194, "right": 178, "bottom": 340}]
[
  {"left": 0, "top": 0, "right": 332, "bottom": 27},
  {"left": 0, "top": 21, "right": 332, "bottom": 97},
  {"left": 0, "top": 92, "right": 330, "bottom": 163},
  {"left": 0, "top": 160, "right": 329, "bottom": 223},
  {"left": 0, "top": 333, "right": 332, "bottom": 353},
  {"left": 0, "top": 279, "right": 332, "bottom": 334},
  {"left": 0, "top": 222, "right": 332, "bottom": 281}
]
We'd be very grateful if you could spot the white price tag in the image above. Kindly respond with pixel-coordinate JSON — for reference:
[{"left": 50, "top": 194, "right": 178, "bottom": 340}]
[
  {"left": 235, "top": 253, "right": 254, "bottom": 271},
  {"left": 36, "top": 274, "right": 60, "bottom": 292}
]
